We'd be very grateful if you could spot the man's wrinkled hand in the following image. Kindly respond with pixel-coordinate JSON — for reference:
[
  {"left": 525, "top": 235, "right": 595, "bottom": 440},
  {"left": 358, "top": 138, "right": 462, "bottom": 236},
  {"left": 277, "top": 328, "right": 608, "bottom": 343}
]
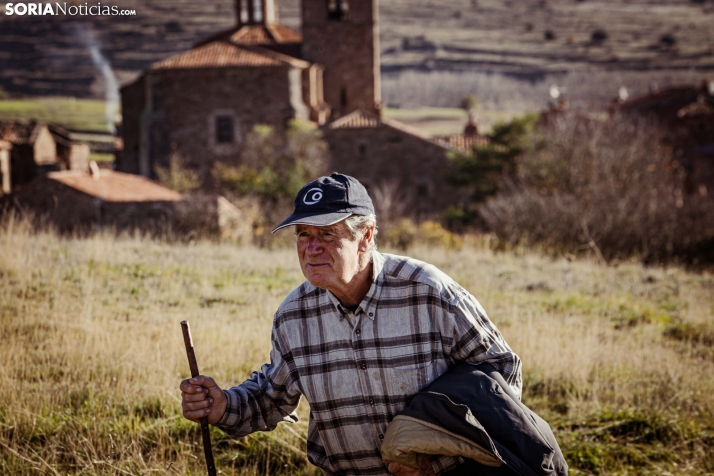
[
  {"left": 384, "top": 457, "right": 436, "bottom": 476},
  {"left": 179, "top": 375, "right": 227, "bottom": 425}
]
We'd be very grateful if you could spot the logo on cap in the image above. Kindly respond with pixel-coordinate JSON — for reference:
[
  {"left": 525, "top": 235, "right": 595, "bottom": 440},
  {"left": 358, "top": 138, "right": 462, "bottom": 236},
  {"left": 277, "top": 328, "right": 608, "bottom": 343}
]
[{"left": 303, "top": 188, "right": 323, "bottom": 205}]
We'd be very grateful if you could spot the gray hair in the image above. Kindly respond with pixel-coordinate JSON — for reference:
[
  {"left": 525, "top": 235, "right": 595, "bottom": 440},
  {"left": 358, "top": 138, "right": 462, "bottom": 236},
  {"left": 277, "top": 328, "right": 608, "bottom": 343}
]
[{"left": 344, "top": 214, "right": 378, "bottom": 253}]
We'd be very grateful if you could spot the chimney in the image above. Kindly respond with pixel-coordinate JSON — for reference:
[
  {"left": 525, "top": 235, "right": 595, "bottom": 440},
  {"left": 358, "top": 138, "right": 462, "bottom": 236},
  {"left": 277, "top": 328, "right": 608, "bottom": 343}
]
[
  {"left": 89, "top": 160, "right": 101, "bottom": 180},
  {"left": 464, "top": 111, "right": 479, "bottom": 137}
]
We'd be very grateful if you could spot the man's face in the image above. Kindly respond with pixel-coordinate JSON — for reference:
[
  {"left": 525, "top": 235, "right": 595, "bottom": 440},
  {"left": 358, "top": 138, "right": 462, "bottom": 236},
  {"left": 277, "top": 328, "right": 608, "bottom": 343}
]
[{"left": 295, "top": 222, "right": 364, "bottom": 292}]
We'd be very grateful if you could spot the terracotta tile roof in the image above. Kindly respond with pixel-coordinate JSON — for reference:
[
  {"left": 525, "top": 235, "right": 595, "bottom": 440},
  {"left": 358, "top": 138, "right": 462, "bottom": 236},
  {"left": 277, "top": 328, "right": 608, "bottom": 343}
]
[
  {"left": 613, "top": 80, "right": 713, "bottom": 114},
  {"left": 152, "top": 41, "right": 284, "bottom": 70},
  {"left": 0, "top": 120, "right": 44, "bottom": 144},
  {"left": 267, "top": 24, "right": 302, "bottom": 43},
  {"left": 329, "top": 110, "right": 383, "bottom": 129},
  {"left": 434, "top": 134, "right": 490, "bottom": 152},
  {"left": 152, "top": 40, "right": 309, "bottom": 70},
  {"left": 196, "top": 24, "right": 302, "bottom": 48},
  {"left": 230, "top": 24, "right": 302, "bottom": 45},
  {"left": 328, "top": 110, "right": 450, "bottom": 149},
  {"left": 48, "top": 170, "right": 183, "bottom": 203},
  {"left": 230, "top": 24, "right": 272, "bottom": 44}
]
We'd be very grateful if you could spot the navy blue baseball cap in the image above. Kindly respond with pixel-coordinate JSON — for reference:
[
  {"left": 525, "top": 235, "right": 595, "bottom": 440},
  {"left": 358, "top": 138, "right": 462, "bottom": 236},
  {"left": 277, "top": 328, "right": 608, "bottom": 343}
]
[{"left": 272, "top": 173, "right": 375, "bottom": 233}]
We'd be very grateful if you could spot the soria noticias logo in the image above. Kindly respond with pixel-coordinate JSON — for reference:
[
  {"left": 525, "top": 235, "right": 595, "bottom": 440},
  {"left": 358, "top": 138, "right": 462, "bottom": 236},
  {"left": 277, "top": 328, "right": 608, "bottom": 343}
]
[{"left": 3, "top": 3, "right": 136, "bottom": 16}]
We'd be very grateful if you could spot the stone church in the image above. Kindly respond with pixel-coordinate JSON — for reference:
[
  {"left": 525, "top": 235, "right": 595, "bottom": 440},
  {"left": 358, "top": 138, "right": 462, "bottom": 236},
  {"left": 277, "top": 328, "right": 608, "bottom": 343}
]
[{"left": 119, "top": 0, "right": 465, "bottom": 220}]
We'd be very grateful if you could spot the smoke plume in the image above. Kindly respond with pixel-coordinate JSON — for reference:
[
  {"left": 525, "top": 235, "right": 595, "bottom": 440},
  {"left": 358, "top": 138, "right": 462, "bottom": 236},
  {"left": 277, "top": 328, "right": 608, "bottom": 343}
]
[{"left": 75, "top": 23, "right": 120, "bottom": 133}]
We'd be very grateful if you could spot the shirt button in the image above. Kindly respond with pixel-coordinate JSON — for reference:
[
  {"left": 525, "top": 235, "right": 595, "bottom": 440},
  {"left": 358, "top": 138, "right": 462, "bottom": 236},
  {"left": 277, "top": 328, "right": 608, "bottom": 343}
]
[
  {"left": 369, "top": 312, "right": 374, "bottom": 317},
  {"left": 369, "top": 398, "right": 375, "bottom": 405},
  {"left": 361, "top": 363, "right": 367, "bottom": 370},
  {"left": 379, "top": 434, "right": 384, "bottom": 440},
  {"left": 355, "top": 329, "right": 361, "bottom": 335}
]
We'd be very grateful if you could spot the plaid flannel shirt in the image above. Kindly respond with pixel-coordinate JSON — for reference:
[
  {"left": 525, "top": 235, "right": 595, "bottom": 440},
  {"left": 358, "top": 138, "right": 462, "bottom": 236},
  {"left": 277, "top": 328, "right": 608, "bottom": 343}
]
[{"left": 216, "top": 251, "right": 522, "bottom": 475}]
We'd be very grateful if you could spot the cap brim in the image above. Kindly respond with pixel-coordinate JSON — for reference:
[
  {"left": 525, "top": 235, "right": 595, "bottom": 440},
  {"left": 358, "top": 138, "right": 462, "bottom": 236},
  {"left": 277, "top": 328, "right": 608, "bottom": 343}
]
[{"left": 271, "top": 211, "right": 353, "bottom": 233}]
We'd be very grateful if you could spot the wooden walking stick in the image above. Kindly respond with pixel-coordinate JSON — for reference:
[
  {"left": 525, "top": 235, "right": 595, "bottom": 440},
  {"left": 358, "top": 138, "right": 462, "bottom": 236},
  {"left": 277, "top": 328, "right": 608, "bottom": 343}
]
[{"left": 181, "top": 320, "right": 218, "bottom": 476}]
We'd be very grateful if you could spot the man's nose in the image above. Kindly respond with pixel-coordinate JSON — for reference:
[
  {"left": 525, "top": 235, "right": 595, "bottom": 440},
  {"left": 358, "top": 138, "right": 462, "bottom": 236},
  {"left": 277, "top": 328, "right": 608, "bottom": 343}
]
[{"left": 305, "top": 236, "right": 323, "bottom": 255}]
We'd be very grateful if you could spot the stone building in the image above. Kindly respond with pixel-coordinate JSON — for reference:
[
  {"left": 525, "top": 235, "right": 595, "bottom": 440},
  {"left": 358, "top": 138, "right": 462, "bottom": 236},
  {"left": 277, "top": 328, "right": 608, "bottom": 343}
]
[
  {"left": 0, "top": 120, "right": 90, "bottom": 191},
  {"left": 118, "top": 0, "right": 331, "bottom": 181},
  {"left": 302, "top": 0, "right": 380, "bottom": 117},
  {"left": 48, "top": 124, "right": 91, "bottom": 173},
  {"left": 325, "top": 110, "right": 467, "bottom": 221},
  {"left": 120, "top": 0, "right": 467, "bottom": 220},
  {"left": 0, "top": 120, "right": 58, "bottom": 188},
  {"left": 2, "top": 168, "right": 251, "bottom": 239},
  {"left": 611, "top": 79, "right": 714, "bottom": 195}
]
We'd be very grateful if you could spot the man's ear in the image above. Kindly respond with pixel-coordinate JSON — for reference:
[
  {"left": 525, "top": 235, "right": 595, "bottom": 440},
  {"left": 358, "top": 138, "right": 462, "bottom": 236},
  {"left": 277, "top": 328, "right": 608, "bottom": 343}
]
[{"left": 358, "top": 225, "right": 375, "bottom": 252}]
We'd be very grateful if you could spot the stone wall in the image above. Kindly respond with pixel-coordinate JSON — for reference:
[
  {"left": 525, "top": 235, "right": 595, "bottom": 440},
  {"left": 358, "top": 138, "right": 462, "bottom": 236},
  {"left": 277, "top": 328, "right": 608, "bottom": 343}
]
[
  {"left": 120, "top": 65, "right": 306, "bottom": 184},
  {"left": 118, "top": 75, "right": 146, "bottom": 175},
  {"left": 325, "top": 126, "right": 466, "bottom": 222},
  {"left": 302, "top": 0, "right": 380, "bottom": 117},
  {"left": 32, "top": 126, "right": 57, "bottom": 166},
  {"left": 2, "top": 175, "right": 253, "bottom": 239},
  {"left": 68, "top": 144, "right": 90, "bottom": 172}
]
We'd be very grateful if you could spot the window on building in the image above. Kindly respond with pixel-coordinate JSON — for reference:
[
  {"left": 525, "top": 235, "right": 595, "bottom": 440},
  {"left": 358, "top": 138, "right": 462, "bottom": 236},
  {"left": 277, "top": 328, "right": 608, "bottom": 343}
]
[
  {"left": 253, "top": 0, "right": 263, "bottom": 22},
  {"left": 216, "top": 115, "right": 234, "bottom": 143},
  {"left": 340, "top": 87, "right": 348, "bottom": 108},
  {"left": 327, "top": 0, "right": 348, "bottom": 21},
  {"left": 358, "top": 144, "right": 367, "bottom": 160},
  {"left": 239, "top": 0, "right": 249, "bottom": 23}
]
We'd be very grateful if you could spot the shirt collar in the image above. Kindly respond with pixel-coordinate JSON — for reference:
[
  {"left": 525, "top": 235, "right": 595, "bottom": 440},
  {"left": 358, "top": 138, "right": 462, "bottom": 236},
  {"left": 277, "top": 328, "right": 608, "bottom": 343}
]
[
  {"left": 325, "top": 251, "right": 385, "bottom": 321},
  {"left": 360, "top": 251, "right": 385, "bottom": 320}
]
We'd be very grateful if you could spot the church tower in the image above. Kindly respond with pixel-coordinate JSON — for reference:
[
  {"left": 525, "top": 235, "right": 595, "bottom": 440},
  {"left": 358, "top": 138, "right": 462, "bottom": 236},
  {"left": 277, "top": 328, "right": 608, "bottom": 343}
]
[
  {"left": 301, "top": 0, "right": 381, "bottom": 117},
  {"left": 235, "top": 0, "right": 277, "bottom": 25}
]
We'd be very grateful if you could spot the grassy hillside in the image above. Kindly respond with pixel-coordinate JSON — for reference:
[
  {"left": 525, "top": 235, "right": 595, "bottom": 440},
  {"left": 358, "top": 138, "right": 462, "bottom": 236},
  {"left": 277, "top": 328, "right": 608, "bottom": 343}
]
[
  {"left": 0, "top": 0, "right": 712, "bottom": 108},
  {"left": 0, "top": 97, "right": 111, "bottom": 132},
  {"left": 1, "top": 217, "right": 713, "bottom": 474},
  {"left": 0, "top": 100, "right": 491, "bottom": 137}
]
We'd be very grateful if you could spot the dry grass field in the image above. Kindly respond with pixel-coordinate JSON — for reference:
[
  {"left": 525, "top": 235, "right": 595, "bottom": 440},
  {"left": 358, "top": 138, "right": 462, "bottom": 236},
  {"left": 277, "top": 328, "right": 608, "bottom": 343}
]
[{"left": 1, "top": 215, "right": 713, "bottom": 475}]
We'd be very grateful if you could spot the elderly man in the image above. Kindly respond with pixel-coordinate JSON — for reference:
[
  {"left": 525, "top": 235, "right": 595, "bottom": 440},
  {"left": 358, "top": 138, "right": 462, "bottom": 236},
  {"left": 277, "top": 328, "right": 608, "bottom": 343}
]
[{"left": 180, "top": 173, "right": 522, "bottom": 475}]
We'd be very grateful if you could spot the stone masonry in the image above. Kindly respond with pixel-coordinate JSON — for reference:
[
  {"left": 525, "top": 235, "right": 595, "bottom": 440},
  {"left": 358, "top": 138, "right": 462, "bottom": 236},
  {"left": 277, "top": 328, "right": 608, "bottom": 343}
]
[{"left": 301, "top": 0, "right": 381, "bottom": 117}]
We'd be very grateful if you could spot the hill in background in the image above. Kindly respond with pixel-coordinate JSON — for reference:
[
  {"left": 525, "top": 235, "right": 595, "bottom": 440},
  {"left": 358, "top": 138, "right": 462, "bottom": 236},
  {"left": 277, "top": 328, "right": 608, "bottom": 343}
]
[{"left": 0, "top": 0, "right": 713, "bottom": 112}]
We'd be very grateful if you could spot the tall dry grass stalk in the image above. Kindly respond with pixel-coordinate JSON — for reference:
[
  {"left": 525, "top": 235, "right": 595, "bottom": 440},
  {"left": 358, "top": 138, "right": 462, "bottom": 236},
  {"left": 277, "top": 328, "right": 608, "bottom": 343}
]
[{"left": 1, "top": 215, "right": 713, "bottom": 474}]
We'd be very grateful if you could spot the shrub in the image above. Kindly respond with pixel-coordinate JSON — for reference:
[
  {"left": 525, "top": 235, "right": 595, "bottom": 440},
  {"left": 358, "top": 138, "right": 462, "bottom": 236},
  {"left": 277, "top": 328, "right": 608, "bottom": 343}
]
[
  {"left": 591, "top": 29, "right": 608, "bottom": 43},
  {"left": 387, "top": 219, "right": 418, "bottom": 250},
  {"left": 386, "top": 219, "right": 462, "bottom": 251},
  {"left": 459, "top": 95, "right": 478, "bottom": 112},
  {"left": 660, "top": 34, "right": 677, "bottom": 47},
  {"left": 212, "top": 120, "right": 330, "bottom": 241},
  {"left": 154, "top": 153, "right": 202, "bottom": 193},
  {"left": 444, "top": 113, "right": 538, "bottom": 228},
  {"left": 480, "top": 113, "right": 714, "bottom": 264}
]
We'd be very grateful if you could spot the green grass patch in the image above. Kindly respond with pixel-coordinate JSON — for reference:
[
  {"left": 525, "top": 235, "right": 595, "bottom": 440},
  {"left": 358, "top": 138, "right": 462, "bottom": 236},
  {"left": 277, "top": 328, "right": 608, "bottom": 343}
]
[
  {"left": 0, "top": 97, "right": 112, "bottom": 132},
  {"left": 90, "top": 152, "right": 115, "bottom": 163},
  {"left": 664, "top": 322, "right": 714, "bottom": 346},
  {"left": 555, "top": 408, "right": 713, "bottom": 474},
  {"left": 383, "top": 107, "right": 466, "bottom": 121}
]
